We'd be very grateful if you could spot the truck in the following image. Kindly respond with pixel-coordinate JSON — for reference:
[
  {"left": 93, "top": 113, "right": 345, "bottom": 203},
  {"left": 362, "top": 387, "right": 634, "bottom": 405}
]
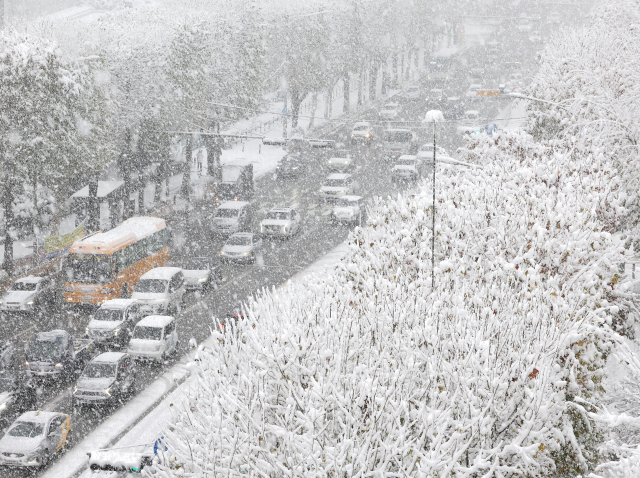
[
  {"left": 25, "top": 330, "right": 95, "bottom": 381},
  {"left": 213, "top": 159, "right": 254, "bottom": 204}
]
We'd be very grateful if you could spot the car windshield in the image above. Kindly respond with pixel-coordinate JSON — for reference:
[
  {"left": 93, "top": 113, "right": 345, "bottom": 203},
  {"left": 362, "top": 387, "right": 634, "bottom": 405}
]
[
  {"left": 383, "top": 105, "right": 397, "bottom": 111},
  {"left": 334, "top": 150, "right": 350, "bottom": 157},
  {"left": 428, "top": 91, "right": 442, "bottom": 98},
  {"left": 10, "top": 282, "right": 37, "bottom": 291},
  {"left": 353, "top": 125, "right": 368, "bottom": 131},
  {"left": 227, "top": 236, "right": 251, "bottom": 246},
  {"left": 134, "top": 279, "right": 167, "bottom": 294},
  {"left": 336, "top": 198, "right": 357, "bottom": 207},
  {"left": 133, "top": 326, "right": 163, "bottom": 340},
  {"left": 396, "top": 159, "right": 416, "bottom": 166},
  {"left": 185, "top": 258, "right": 210, "bottom": 270},
  {"left": 94, "top": 308, "right": 124, "bottom": 321},
  {"left": 407, "top": 87, "right": 419, "bottom": 92},
  {"left": 65, "top": 254, "right": 113, "bottom": 284},
  {"left": 82, "top": 362, "right": 117, "bottom": 379},
  {"left": 8, "top": 421, "right": 44, "bottom": 438},
  {"left": 324, "top": 179, "right": 348, "bottom": 187},
  {"left": 420, "top": 144, "right": 434, "bottom": 152},
  {"left": 265, "top": 212, "right": 290, "bottom": 220},
  {"left": 215, "top": 208, "right": 240, "bottom": 218},
  {"left": 0, "top": 378, "right": 14, "bottom": 393},
  {"left": 383, "top": 132, "right": 412, "bottom": 142},
  {"left": 28, "top": 341, "right": 63, "bottom": 360}
]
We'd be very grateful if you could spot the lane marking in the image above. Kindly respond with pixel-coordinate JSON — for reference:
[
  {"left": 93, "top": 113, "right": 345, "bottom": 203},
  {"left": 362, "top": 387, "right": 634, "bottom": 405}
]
[{"left": 12, "top": 325, "right": 36, "bottom": 341}]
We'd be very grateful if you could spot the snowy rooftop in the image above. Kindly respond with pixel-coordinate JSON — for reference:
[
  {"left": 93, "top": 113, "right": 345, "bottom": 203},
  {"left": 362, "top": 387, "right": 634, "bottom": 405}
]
[
  {"left": 71, "top": 217, "right": 166, "bottom": 255},
  {"left": 218, "top": 201, "right": 250, "bottom": 210},
  {"left": 18, "top": 411, "right": 64, "bottom": 424},
  {"left": 92, "top": 352, "right": 127, "bottom": 364},
  {"left": 100, "top": 299, "right": 137, "bottom": 310},
  {"left": 140, "top": 267, "right": 182, "bottom": 281},
  {"left": 136, "top": 315, "right": 174, "bottom": 328},
  {"left": 71, "top": 181, "right": 124, "bottom": 199}
]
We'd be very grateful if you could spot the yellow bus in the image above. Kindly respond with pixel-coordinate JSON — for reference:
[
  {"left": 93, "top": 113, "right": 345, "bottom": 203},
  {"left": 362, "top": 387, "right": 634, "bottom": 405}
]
[{"left": 64, "top": 217, "right": 170, "bottom": 305}]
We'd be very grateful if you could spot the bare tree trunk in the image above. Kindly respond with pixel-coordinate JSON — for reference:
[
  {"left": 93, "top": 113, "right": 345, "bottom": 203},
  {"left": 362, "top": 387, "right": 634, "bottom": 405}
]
[
  {"left": 181, "top": 137, "right": 191, "bottom": 199},
  {"left": 3, "top": 180, "right": 14, "bottom": 275},
  {"left": 31, "top": 169, "right": 39, "bottom": 239},
  {"left": 343, "top": 72, "right": 350, "bottom": 114},
  {"left": 370, "top": 60, "right": 378, "bottom": 101},
  {"left": 309, "top": 92, "right": 319, "bottom": 129}
]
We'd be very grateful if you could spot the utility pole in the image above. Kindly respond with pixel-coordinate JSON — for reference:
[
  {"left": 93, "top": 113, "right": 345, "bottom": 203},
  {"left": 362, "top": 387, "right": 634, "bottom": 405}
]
[{"left": 424, "top": 110, "right": 443, "bottom": 289}]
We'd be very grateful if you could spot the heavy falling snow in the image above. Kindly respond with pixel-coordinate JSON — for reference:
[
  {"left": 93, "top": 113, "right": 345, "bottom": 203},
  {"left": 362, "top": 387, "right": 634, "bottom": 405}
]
[{"left": 0, "top": 0, "right": 640, "bottom": 477}]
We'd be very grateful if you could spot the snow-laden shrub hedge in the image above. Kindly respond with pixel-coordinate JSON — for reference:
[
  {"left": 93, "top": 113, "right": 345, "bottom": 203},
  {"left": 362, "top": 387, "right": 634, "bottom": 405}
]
[{"left": 151, "top": 131, "right": 638, "bottom": 478}]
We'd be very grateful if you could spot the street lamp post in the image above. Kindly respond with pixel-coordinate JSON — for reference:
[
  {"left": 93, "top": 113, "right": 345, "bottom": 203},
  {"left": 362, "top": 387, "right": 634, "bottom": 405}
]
[{"left": 424, "top": 110, "right": 444, "bottom": 289}]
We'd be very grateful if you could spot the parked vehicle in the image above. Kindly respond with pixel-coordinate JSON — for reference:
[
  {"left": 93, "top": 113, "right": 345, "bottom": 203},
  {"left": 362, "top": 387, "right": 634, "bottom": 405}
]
[
  {"left": 211, "top": 201, "right": 253, "bottom": 235},
  {"left": 0, "top": 276, "right": 56, "bottom": 314},
  {"left": 213, "top": 160, "right": 254, "bottom": 203},
  {"left": 330, "top": 196, "right": 366, "bottom": 226},
  {"left": 260, "top": 207, "right": 302, "bottom": 238},
  {"left": 131, "top": 267, "right": 185, "bottom": 316},
  {"left": 73, "top": 352, "right": 136, "bottom": 407},
  {"left": 392, "top": 155, "right": 423, "bottom": 182},
  {"left": 381, "top": 129, "right": 418, "bottom": 160},
  {"left": 0, "top": 372, "right": 37, "bottom": 429},
  {"left": 182, "top": 257, "right": 222, "bottom": 291},
  {"left": 25, "top": 330, "right": 95, "bottom": 380},
  {"left": 86, "top": 299, "right": 144, "bottom": 349},
  {"left": 318, "top": 173, "right": 359, "bottom": 201},
  {"left": 127, "top": 315, "right": 178, "bottom": 362},
  {"left": 220, "top": 233, "right": 263, "bottom": 263},
  {"left": 0, "top": 411, "right": 71, "bottom": 468}
]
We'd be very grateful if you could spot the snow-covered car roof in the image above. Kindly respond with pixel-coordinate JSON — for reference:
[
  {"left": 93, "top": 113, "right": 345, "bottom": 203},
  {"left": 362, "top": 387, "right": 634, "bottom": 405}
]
[
  {"left": 217, "top": 201, "right": 250, "bottom": 210},
  {"left": 336, "top": 196, "right": 363, "bottom": 202},
  {"left": 14, "top": 276, "right": 43, "bottom": 284},
  {"left": 352, "top": 121, "right": 370, "bottom": 128},
  {"left": 16, "top": 411, "right": 65, "bottom": 424},
  {"left": 398, "top": 155, "right": 417, "bottom": 160},
  {"left": 228, "top": 232, "right": 255, "bottom": 240},
  {"left": 268, "top": 207, "right": 295, "bottom": 213},
  {"left": 92, "top": 352, "right": 127, "bottom": 364},
  {"left": 100, "top": 299, "right": 138, "bottom": 310},
  {"left": 383, "top": 103, "right": 400, "bottom": 108},
  {"left": 465, "top": 110, "right": 480, "bottom": 116},
  {"left": 35, "top": 330, "right": 68, "bottom": 341},
  {"left": 326, "top": 173, "right": 351, "bottom": 180},
  {"left": 135, "top": 315, "right": 174, "bottom": 328},
  {"left": 468, "top": 84, "right": 482, "bottom": 89},
  {"left": 139, "top": 267, "right": 182, "bottom": 281}
]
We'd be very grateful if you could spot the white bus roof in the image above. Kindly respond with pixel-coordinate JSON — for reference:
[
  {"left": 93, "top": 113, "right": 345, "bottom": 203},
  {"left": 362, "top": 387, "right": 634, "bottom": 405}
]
[{"left": 70, "top": 217, "right": 166, "bottom": 255}]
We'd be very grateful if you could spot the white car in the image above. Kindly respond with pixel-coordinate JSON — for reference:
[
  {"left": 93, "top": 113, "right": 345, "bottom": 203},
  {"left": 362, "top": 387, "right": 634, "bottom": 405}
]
[
  {"left": 403, "top": 85, "right": 421, "bottom": 100},
  {"left": 0, "top": 276, "right": 55, "bottom": 313},
  {"left": 330, "top": 196, "right": 365, "bottom": 226},
  {"left": 465, "top": 84, "right": 483, "bottom": 99},
  {"left": 127, "top": 315, "right": 178, "bottom": 363},
  {"left": 85, "top": 299, "right": 143, "bottom": 348},
  {"left": 182, "top": 257, "right": 222, "bottom": 291},
  {"left": 417, "top": 143, "right": 447, "bottom": 159},
  {"left": 72, "top": 352, "right": 136, "bottom": 407},
  {"left": 379, "top": 103, "right": 401, "bottom": 119},
  {"left": 211, "top": 201, "right": 252, "bottom": 235},
  {"left": 351, "top": 121, "right": 374, "bottom": 142},
  {"left": 260, "top": 207, "right": 301, "bottom": 238},
  {"left": 0, "top": 411, "right": 71, "bottom": 468},
  {"left": 220, "top": 233, "right": 263, "bottom": 263},
  {"left": 131, "top": 267, "right": 185, "bottom": 316},
  {"left": 392, "top": 155, "right": 422, "bottom": 182},
  {"left": 517, "top": 21, "right": 533, "bottom": 32},
  {"left": 319, "top": 173, "right": 359, "bottom": 201},
  {"left": 327, "top": 152, "right": 356, "bottom": 171}
]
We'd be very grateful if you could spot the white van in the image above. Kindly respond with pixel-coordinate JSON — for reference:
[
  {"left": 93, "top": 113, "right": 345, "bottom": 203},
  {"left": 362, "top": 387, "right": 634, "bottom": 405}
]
[
  {"left": 127, "top": 315, "right": 178, "bottom": 362},
  {"left": 211, "top": 201, "right": 252, "bottom": 235},
  {"left": 131, "top": 267, "right": 185, "bottom": 316}
]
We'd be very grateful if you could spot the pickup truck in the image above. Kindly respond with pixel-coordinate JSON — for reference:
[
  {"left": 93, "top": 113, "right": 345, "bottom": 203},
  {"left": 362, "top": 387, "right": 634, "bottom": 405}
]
[{"left": 25, "top": 330, "right": 95, "bottom": 381}]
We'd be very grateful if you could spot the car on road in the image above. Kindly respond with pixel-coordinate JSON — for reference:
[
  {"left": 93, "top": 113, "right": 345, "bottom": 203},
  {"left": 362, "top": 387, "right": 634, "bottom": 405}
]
[
  {"left": 0, "top": 372, "right": 37, "bottom": 429},
  {"left": 392, "top": 155, "right": 423, "bottom": 182},
  {"left": 0, "top": 341, "right": 14, "bottom": 370},
  {"left": 330, "top": 196, "right": 366, "bottom": 226},
  {"left": 319, "top": 173, "right": 359, "bottom": 201},
  {"left": 211, "top": 201, "right": 253, "bottom": 235},
  {"left": 276, "top": 153, "right": 307, "bottom": 179},
  {"left": 517, "top": 21, "right": 533, "bottom": 32},
  {"left": 529, "top": 30, "right": 543, "bottom": 43},
  {"left": 0, "top": 276, "right": 55, "bottom": 314},
  {"left": 417, "top": 143, "right": 447, "bottom": 159},
  {"left": 457, "top": 110, "right": 483, "bottom": 135},
  {"left": 73, "top": 352, "right": 136, "bottom": 408},
  {"left": 465, "top": 84, "right": 483, "bottom": 99},
  {"left": 327, "top": 150, "right": 356, "bottom": 172},
  {"left": 0, "top": 411, "right": 71, "bottom": 468},
  {"left": 127, "top": 315, "right": 178, "bottom": 363},
  {"left": 182, "top": 257, "right": 222, "bottom": 291},
  {"left": 426, "top": 88, "right": 446, "bottom": 107},
  {"left": 381, "top": 129, "right": 418, "bottom": 160},
  {"left": 220, "top": 233, "right": 263, "bottom": 263},
  {"left": 445, "top": 96, "right": 465, "bottom": 119},
  {"left": 260, "top": 207, "right": 302, "bottom": 238},
  {"left": 132, "top": 267, "right": 186, "bottom": 316},
  {"left": 379, "top": 102, "right": 402, "bottom": 120},
  {"left": 86, "top": 299, "right": 144, "bottom": 349},
  {"left": 25, "top": 330, "right": 95, "bottom": 381},
  {"left": 350, "top": 121, "right": 374, "bottom": 143},
  {"left": 401, "top": 85, "right": 421, "bottom": 103}
]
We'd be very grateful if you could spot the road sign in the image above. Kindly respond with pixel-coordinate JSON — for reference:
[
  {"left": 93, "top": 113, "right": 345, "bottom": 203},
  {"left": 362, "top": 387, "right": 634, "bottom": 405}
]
[
  {"left": 282, "top": 107, "right": 288, "bottom": 115},
  {"left": 476, "top": 89, "right": 500, "bottom": 97}
]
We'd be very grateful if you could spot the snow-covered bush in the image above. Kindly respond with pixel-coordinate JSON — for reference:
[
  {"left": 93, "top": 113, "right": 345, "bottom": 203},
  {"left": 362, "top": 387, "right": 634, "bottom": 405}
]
[{"left": 152, "top": 131, "right": 636, "bottom": 478}]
